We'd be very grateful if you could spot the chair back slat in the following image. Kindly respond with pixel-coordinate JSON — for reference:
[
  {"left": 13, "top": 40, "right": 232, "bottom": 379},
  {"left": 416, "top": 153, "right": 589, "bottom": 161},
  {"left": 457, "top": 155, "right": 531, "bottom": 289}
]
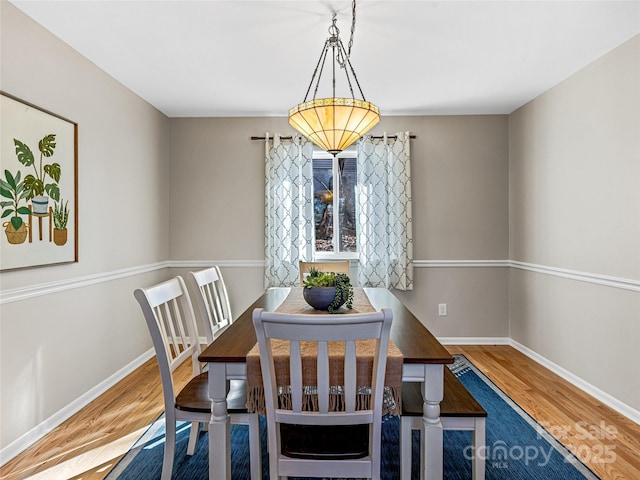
[
  {"left": 172, "top": 299, "right": 187, "bottom": 354},
  {"left": 200, "top": 277, "right": 225, "bottom": 325},
  {"left": 155, "top": 301, "right": 181, "bottom": 362},
  {"left": 202, "top": 283, "right": 218, "bottom": 323},
  {"left": 317, "top": 341, "right": 329, "bottom": 413},
  {"left": 290, "top": 340, "right": 303, "bottom": 412},
  {"left": 213, "top": 265, "right": 232, "bottom": 323},
  {"left": 344, "top": 340, "right": 357, "bottom": 412},
  {"left": 187, "top": 266, "right": 233, "bottom": 344}
]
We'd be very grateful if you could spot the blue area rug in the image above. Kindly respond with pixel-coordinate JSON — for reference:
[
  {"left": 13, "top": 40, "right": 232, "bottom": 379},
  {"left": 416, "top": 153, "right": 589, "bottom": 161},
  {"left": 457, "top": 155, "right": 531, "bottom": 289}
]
[{"left": 106, "top": 355, "right": 599, "bottom": 479}]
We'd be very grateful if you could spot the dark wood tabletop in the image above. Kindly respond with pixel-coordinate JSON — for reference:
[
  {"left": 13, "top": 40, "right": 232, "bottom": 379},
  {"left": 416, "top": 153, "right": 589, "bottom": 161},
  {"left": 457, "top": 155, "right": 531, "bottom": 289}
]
[{"left": 199, "top": 287, "right": 453, "bottom": 365}]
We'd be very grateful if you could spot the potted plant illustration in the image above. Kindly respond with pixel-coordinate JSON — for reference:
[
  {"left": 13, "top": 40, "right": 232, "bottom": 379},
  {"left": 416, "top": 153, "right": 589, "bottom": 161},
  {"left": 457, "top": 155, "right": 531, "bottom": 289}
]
[
  {"left": 0, "top": 169, "right": 30, "bottom": 244},
  {"left": 52, "top": 199, "right": 69, "bottom": 246},
  {"left": 14, "top": 133, "right": 61, "bottom": 214},
  {"left": 302, "top": 268, "right": 354, "bottom": 313}
]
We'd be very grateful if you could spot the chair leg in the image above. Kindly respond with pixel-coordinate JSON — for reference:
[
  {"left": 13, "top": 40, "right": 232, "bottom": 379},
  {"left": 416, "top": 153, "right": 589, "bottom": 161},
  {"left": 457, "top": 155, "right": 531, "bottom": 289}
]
[
  {"left": 269, "top": 427, "right": 280, "bottom": 480},
  {"left": 248, "top": 414, "right": 262, "bottom": 480},
  {"left": 400, "top": 417, "right": 412, "bottom": 480},
  {"left": 162, "top": 417, "right": 176, "bottom": 480},
  {"left": 186, "top": 421, "right": 200, "bottom": 455},
  {"left": 372, "top": 423, "right": 382, "bottom": 480},
  {"left": 472, "top": 418, "right": 486, "bottom": 480},
  {"left": 419, "top": 421, "right": 424, "bottom": 480}
]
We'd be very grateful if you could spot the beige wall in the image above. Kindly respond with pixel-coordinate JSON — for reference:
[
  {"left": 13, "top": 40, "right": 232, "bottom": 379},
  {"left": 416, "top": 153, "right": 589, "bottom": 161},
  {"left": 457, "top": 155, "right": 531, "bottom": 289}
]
[
  {"left": 0, "top": 3, "right": 171, "bottom": 451},
  {"left": 509, "top": 35, "right": 640, "bottom": 410},
  {"left": 169, "top": 115, "right": 510, "bottom": 337}
]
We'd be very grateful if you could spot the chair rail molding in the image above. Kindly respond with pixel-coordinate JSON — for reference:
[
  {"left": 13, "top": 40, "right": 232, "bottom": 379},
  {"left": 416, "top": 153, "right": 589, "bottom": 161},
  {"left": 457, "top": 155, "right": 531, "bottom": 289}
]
[
  {"left": 0, "top": 262, "right": 169, "bottom": 304},
  {"left": 413, "top": 260, "right": 510, "bottom": 268},
  {"left": 2, "top": 259, "right": 637, "bottom": 304},
  {"left": 510, "top": 261, "right": 640, "bottom": 292}
]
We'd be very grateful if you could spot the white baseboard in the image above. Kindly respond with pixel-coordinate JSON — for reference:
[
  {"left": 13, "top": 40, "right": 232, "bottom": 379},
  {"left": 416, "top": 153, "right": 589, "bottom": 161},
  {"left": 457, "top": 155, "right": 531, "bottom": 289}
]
[
  {"left": 438, "top": 336, "right": 511, "bottom": 345},
  {"left": 509, "top": 339, "right": 640, "bottom": 426},
  {"left": 0, "top": 348, "right": 155, "bottom": 467}
]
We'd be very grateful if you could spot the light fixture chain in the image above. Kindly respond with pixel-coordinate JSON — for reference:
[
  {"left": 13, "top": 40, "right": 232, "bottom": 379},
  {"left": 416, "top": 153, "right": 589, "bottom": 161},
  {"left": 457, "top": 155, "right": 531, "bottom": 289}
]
[
  {"left": 347, "top": 0, "right": 356, "bottom": 58},
  {"left": 337, "top": 38, "right": 356, "bottom": 99},
  {"left": 304, "top": 40, "right": 330, "bottom": 102},
  {"left": 341, "top": 40, "right": 366, "bottom": 101}
]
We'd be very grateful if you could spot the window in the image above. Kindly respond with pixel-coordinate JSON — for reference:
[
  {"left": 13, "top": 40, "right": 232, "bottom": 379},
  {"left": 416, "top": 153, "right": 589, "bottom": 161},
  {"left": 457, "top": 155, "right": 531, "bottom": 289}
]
[{"left": 312, "top": 148, "right": 358, "bottom": 258}]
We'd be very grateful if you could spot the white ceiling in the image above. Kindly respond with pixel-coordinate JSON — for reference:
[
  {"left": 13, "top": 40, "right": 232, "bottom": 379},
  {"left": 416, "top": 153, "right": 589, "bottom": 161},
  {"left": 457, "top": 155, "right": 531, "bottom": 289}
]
[{"left": 9, "top": 1, "right": 640, "bottom": 118}]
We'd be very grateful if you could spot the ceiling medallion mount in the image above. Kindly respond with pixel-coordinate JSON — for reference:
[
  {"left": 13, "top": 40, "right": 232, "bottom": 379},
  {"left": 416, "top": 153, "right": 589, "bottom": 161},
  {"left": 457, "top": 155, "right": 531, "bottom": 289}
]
[{"left": 288, "top": 1, "right": 380, "bottom": 156}]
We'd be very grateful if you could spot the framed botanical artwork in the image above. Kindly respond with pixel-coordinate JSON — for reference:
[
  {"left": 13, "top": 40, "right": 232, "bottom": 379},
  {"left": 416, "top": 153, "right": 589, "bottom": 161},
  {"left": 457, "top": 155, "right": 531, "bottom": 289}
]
[{"left": 0, "top": 92, "right": 78, "bottom": 271}]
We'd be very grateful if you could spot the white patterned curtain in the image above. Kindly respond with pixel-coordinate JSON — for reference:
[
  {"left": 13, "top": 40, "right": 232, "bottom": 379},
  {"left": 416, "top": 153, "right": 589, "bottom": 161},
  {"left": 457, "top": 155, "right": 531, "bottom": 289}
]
[
  {"left": 356, "top": 132, "right": 413, "bottom": 290},
  {"left": 264, "top": 134, "right": 314, "bottom": 287}
]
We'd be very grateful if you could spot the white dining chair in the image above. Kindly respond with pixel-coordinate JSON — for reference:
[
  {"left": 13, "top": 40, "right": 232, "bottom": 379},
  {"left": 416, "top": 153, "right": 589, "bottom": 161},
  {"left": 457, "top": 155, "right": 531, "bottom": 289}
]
[
  {"left": 252, "top": 307, "right": 393, "bottom": 480},
  {"left": 134, "top": 276, "right": 261, "bottom": 480},
  {"left": 186, "top": 265, "right": 233, "bottom": 344},
  {"left": 299, "top": 260, "right": 351, "bottom": 283}
]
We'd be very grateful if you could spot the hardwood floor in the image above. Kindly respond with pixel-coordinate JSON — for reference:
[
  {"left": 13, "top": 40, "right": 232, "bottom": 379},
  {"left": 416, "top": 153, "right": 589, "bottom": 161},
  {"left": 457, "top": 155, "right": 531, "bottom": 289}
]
[
  {"left": 447, "top": 346, "right": 640, "bottom": 480},
  {"left": 1, "top": 345, "right": 638, "bottom": 479},
  {"left": 0, "top": 358, "right": 193, "bottom": 480}
]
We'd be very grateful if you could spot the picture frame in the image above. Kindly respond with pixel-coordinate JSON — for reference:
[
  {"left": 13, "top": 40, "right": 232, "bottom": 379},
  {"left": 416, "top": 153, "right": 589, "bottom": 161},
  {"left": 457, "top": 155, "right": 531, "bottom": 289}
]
[{"left": 0, "top": 92, "right": 78, "bottom": 271}]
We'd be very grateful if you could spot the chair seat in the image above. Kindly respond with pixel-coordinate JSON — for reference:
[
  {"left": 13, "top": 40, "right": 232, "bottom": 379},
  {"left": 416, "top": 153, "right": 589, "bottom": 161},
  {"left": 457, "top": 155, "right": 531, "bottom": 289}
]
[
  {"left": 176, "top": 374, "right": 249, "bottom": 413},
  {"left": 280, "top": 423, "right": 369, "bottom": 460}
]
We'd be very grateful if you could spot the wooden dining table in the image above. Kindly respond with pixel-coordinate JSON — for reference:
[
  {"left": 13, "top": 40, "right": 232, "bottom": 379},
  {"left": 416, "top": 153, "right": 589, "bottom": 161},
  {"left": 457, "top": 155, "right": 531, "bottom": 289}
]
[{"left": 199, "top": 287, "right": 454, "bottom": 480}]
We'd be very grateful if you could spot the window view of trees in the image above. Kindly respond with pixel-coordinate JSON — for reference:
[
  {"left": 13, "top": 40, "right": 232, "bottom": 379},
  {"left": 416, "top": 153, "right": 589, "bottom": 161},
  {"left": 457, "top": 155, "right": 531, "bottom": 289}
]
[{"left": 312, "top": 157, "right": 357, "bottom": 253}]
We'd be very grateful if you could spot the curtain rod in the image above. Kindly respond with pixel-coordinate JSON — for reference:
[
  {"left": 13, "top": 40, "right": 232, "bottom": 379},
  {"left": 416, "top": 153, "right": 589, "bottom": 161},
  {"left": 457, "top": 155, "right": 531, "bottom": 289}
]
[{"left": 251, "top": 134, "right": 416, "bottom": 141}]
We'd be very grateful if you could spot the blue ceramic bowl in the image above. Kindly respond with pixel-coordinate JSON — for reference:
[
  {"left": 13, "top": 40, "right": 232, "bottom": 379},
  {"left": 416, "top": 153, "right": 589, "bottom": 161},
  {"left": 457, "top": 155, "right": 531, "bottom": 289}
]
[{"left": 303, "top": 286, "right": 345, "bottom": 311}]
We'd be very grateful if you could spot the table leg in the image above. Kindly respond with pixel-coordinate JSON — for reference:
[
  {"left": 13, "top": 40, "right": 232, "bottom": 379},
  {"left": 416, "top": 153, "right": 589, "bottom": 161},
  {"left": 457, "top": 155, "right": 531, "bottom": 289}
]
[
  {"left": 208, "top": 362, "right": 231, "bottom": 480},
  {"left": 422, "top": 364, "right": 444, "bottom": 480}
]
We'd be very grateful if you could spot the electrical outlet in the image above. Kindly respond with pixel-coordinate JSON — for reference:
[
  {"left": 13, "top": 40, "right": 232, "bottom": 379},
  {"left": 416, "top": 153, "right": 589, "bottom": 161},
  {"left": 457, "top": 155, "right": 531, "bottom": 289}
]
[{"left": 438, "top": 304, "right": 447, "bottom": 316}]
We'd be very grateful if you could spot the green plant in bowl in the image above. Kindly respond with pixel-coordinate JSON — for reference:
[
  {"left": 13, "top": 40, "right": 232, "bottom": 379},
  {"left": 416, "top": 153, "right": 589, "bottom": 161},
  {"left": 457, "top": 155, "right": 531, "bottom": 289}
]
[{"left": 303, "top": 269, "right": 354, "bottom": 313}]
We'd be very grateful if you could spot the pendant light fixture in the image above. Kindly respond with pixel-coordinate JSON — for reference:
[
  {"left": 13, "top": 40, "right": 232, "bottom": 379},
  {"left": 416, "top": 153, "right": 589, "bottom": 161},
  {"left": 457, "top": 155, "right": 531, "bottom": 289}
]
[{"left": 288, "top": 0, "right": 380, "bottom": 155}]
